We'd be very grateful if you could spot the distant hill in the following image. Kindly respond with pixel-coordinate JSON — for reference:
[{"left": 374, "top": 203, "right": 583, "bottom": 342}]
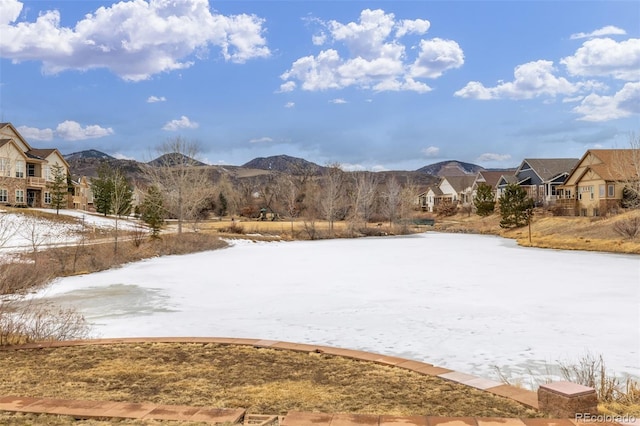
[
  {"left": 416, "top": 160, "right": 484, "bottom": 177},
  {"left": 66, "top": 155, "right": 144, "bottom": 181},
  {"left": 242, "top": 155, "right": 323, "bottom": 175},
  {"left": 64, "top": 149, "right": 114, "bottom": 161},
  {"left": 147, "top": 152, "right": 207, "bottom": 167}
]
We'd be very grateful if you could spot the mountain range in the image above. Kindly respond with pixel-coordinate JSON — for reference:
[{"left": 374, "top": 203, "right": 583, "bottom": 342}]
[
  {"left": 63, "top": 151, "right": 483, "bottom": 190},
  {"left": 66, "top": 150, "right": 482, "bottom": 175}
]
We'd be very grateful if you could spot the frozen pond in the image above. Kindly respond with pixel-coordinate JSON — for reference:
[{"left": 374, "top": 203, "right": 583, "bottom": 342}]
[{"left": 36, "top": 233, "right": 639, "bottom": 386}]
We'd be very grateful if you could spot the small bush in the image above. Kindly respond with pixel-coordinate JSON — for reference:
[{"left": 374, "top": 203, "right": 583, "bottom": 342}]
[
  {"left": 613, "top": 216, "right": 640, "bottom": 239},
  {"left": 435, "top": 202, "right": 457, "bottom": 217},
  {"left": 218, "top": 222, "right": 245, "bottom": 234}
]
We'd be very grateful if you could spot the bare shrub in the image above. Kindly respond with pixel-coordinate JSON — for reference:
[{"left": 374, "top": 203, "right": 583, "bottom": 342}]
[
  {"left": 558, "top": 353, "right": 631, "bottom": 403},
  {"left": 131, "top": 222, "right": 148, "bottom": 248},
  {"left": 218, "top": 222, "right": 245, "bottom": 234},
  {"left": 301, "top": 219, "right": 318, "bottom": 240},
  {"left": 435, "top": 202, "right": 457, "bottom": 217},
  {"left": 613, "top": 215, "right": 640, "bottom": 239},
  {"left": 0, "top": 298, "right": 89, "bottom": 346},
  {"left": 0, "top": 262, "right": 53, "bottom": 295}
]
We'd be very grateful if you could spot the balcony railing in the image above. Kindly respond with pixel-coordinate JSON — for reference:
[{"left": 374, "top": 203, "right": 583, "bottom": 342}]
[{"left": 26, "top": 177, "right": 47, "bottom": 187}]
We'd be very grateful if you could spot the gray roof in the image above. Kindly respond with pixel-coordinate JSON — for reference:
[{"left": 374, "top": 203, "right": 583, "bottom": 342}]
[{"left": 520, "top": 158, "right": 579, "bottom": 181}]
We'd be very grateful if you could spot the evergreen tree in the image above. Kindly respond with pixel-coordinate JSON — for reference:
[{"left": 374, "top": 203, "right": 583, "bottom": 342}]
[
  {"left": 499, "top": 183, "right": 534, "bottom": 228},
  {"left": 140, "top": 185, "right": 165, "bottom": 238},
  {"left": 217, "top": 192, "right": 228, "bottom": 217},
  {"left": 474, "top": 183, "right": 496, "bottom": 216},
  {"left": 91, "top": 164, "right": 133, "bottom": 218},
  {"left": 91, "top": 164, "right": 114, "bottom": 216},
  {"left": 48, "top": 164, "right": 68, "bottom": 214}
]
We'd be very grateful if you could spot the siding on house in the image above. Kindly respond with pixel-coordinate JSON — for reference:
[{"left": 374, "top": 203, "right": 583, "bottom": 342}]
[
  {"left": 0, "top": 123, "right": 70, "bottom": 208},
  {"left": 558, "top": 149, "right": 639, "bottom": 216}
]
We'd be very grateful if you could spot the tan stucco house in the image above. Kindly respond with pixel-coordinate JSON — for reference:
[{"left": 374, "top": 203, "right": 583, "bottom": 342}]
[
  {"left": 557, "top": 149, "right": 640, "bottom": 216},
  {"left": 0, "top": 122, "right": 70, "bottom": 208}
]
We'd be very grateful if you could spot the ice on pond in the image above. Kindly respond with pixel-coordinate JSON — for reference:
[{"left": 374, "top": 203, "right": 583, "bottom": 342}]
[{"left": 37, "top": 233, "right": 639, "bottom": 385}]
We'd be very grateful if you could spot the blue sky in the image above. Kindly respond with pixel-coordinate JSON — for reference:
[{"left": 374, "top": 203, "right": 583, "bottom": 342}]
[{"left": 1, "top": 0, "right": 638, "bottom": 171}]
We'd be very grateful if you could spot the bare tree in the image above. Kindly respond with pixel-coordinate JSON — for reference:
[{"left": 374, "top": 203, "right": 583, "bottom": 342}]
[
  {"left": 610, "top": 133, "right": 640, "bottom": 209},
  {"left": 18, "top": 215, "right": 51, "bottom": 266},
  {"left": 348, "top": 172, "right": 378, "bottom": 230},
  {"left": 318, "top": 163, "right": 345, "bottom": 236},
  {"left": 145, "top": 137, "right": 213, "bottom": 234},
  {"left": 382, "top": 176, "right": 402, "bottom": 228},
  {"left": 278, "top": 174, "right": 307, "bottom": 233},
  {"left": 110, "top": 168, "right": 133, "bottom": 254}
]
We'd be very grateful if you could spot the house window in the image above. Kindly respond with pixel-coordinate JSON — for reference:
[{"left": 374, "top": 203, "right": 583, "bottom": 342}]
[
  {"left": 0, "top": 158, "right": 9, "bottom": 177},
  {"left": 0, "top": 189, "right": 7, "bottom": 203},
  {"left": 27, "top": 163, "right": 36, "bottom": 177},
  {"left": 593, "top": 208, "right": 600, "bottom": 217},
  {"left": 580, "top": 208, "right": 587, "bottom": 217},
  {"left": 608, "top": 184, "right": 615, "bottom": 197},
  {"left": 15, "top": 160, "right": 24, "bottom": 178},
  {"left": 44, "top": 192, "right": 52, "bottom": 204},
  {"left": 599, "top": 185, "right": 605, "bottom": 198},
  {"left": 43, "top": 165, "right": 51, "bottom": 181},
  {"left": 15, "top": 190, "right": 24, "bottom": 204}
]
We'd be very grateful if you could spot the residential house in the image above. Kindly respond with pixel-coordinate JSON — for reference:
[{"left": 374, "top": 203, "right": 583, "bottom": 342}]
[
  {"left": 417, "top": 186, "right": 443, "bottom": 212},
  {"left": 72, "top": 176, "right": 94, "bottom": 211},
  {"left": 0, "top": 122, "right": 70, "bottom": 208},
  {"left": 557, "top": 149, "right": 639, "bottom": 216},
  {"left": 497, "top": 158, "right": 578, "bottom": 206},
  {"left": 472, "top": 169, "right": 515, "bottom": 201},
  {"left": 418, "top": 175, "right": 475, "bottom": 212}
]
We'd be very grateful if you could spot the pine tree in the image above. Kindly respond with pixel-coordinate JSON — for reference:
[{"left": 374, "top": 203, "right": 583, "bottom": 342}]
[
  {"left": 140, "top": 185, "right": 165, "bottom": 238},
  {"left": 499, "top": 183, "right": 534, "bottom": 228},
  {"left": 474, "top": 183, "right": 496, "bottom": 216},
  {"left": 48, "top": 164, "right": 68, "bottom": 214},
  {"left": 91, "top": 164, "right": 114, "bottom": 216}
]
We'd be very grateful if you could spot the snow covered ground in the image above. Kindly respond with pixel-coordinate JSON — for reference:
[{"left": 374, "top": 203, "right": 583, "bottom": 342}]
[
  {"left": 0, "top": 209, "right": 141, "bottom": 254},
  {"left": 35, "top": 232, "right": 639, "bottom": 386}
]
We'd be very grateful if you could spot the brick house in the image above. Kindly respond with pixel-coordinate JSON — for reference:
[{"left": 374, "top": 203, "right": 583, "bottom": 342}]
[{"left": 0, "top": 122, "right": 70, "bottom": 208}]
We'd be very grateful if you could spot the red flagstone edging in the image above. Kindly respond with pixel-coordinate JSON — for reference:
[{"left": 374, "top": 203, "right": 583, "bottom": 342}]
[{"left": 0, "top": 337, "right": 628, "bottom": 425}]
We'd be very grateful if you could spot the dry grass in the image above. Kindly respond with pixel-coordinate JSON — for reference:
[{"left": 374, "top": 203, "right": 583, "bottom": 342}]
[
  {"left": 0, "top": 343, "right": 541, "bottom": 419},
  {"left": 433, "top": 209, "right": 640, "bottom": 254}
]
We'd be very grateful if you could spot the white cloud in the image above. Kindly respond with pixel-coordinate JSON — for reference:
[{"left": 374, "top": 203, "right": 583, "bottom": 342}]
[
  {"left": 278, "top": 81, "right": 296, "bottom": 93},
  {"left": 573, "top": 82, "right": 640, "bottom": 122},
  {"left": 162, "top": 116, "right": 199, "bottom": 131},
  {"left": 410, "top": 38, "right": 464, "bottom": 79},
  {"left": 284, "top": 101, "right": 295, "bottom": 108},
  {"left": 55, "top": 121, "right": 114, "bottom": 141},
  {"left": 329, "top": 98, "right": 347, "bottom": 104},
  {"left": 561, "top": 37, "right": 640, "bottom": 81},
  {"left": 455, "top": 60, "right": 582, "bottom": 100},
  {"left": 0, "top": 0, "right": 270, "bottom": 81},
  {"left": 422, "top": 146, "right": 440, "bottom": 157},
  {"left": 249, "top": 137, "right": 273, "bottom": 143},
  {"left": 17, "top": 121, "right": 113, "bottom": 141},
  {"left": 147, "top": 96, "right": 166, "bottom": 103},
  {"left": 0, "top": 0, "right": 22, "bottom": 25},
  {"left": 112, "top": 152, "right": 135, "bottom": 160},
  {"left": 570, "top": 25, "right": 627, "bottom": 40},
  {"left": 395, "top": 18, "right": 430, "bottom": 38},
  {"left": 16, "top": 125, "right": 54, "bottom": 141},
  {"left": 341, "top": 163, "right": 366, "bottom": 172},
  {"left": 477, "top": 153, "right": 512, "bottom": 162},
  {"left": 312, "top": 32, "right": 327, "bottom": 46},
  {"left": 280, "top": 9, "right": 462, "bottom": 93}
]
